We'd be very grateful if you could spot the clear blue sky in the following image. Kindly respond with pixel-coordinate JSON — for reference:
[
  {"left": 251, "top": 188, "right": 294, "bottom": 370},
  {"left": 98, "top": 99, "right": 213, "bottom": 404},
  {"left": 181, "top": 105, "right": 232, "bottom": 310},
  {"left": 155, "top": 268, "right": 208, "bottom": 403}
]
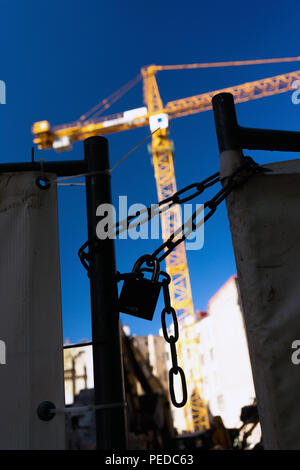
[{"left": 1, "top": 0, "right": 300, "bottom": 342}]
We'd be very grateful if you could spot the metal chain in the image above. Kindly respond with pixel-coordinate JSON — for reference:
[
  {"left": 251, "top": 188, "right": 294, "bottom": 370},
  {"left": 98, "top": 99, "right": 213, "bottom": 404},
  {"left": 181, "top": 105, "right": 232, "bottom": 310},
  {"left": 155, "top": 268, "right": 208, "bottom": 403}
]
[
  {"left": 78, "top": 172, "right": 219, "bottom": 272},
  {"left": 116, "top": 262, "right": 188, "bottom": 408},
  {"left": 152, "top": 156, "right": 270, "bottom": 262},
  {"left": 78, "top": 156, "right": 269, "bottom": 271},
  {"left": 77, "top": 156, "right": 270, "bottom": 410},
  {"left": 114, "top": 172, "right": 219, "bottom": 235},
  {"left": 160, "top": 271, "right": 187, "bottom": 408}
]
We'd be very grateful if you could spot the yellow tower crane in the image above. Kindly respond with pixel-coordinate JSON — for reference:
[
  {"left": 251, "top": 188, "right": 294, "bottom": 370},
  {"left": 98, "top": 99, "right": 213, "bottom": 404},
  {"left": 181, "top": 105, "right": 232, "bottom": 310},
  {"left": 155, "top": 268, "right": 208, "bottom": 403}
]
[{"left": 32, "top": 56, "right": 300, "bottom": 433}]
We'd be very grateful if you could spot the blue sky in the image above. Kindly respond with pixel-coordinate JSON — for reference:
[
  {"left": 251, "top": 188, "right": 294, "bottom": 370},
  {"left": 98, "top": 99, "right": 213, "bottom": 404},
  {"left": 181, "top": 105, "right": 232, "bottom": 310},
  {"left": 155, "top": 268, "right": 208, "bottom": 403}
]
[{"left": 1, "top": 0, "right": 300, "bottom": 342}]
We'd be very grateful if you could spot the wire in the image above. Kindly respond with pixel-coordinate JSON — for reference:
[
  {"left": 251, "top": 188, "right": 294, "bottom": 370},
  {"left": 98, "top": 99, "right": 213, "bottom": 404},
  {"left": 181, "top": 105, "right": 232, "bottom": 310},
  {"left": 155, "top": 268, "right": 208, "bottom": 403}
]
[
  {"left": 52, "top": 170, "right": 109, "bottom": 185},
  {"left": 57, "top": 183, "right": 86, "bottom": 187},
  {"left": 52, "top": 402, "right": 126, "bottom": 414},
  {"left": 78, "top": 73, "right": 142, "bottom": 123},
  {"left": 110, "top": 127, "right": 159, "bottom": 172},
  {"left": 52, "top": 127, "right": 160, "bottom": 186}
]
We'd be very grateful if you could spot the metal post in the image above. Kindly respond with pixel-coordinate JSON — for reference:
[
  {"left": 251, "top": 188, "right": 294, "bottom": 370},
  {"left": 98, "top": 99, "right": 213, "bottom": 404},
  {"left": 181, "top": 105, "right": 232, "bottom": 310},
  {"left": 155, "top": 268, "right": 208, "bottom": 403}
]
[
  {"left": 212, "top": 92, "right": 300, "bottom": 153},
  {"left": 212, "top": 92, "right": 240, "bottom": 152},
  {"left": 84, "top": 136, "right": 127, "bottom": 450}
]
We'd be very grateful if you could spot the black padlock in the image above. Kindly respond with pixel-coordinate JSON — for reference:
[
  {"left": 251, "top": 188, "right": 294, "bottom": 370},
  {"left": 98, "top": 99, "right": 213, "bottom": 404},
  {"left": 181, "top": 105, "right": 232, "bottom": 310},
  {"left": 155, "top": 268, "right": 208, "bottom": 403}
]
[{"left": 118, "top": 255, "right": 161, "bottom": 321}]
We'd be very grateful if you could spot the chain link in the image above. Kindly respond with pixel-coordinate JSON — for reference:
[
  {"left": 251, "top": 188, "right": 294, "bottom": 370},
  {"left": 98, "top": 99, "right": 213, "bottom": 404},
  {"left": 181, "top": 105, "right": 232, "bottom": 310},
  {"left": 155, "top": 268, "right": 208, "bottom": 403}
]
[{"left": 160, "top": 272, "right": 187, "bottom": 408}]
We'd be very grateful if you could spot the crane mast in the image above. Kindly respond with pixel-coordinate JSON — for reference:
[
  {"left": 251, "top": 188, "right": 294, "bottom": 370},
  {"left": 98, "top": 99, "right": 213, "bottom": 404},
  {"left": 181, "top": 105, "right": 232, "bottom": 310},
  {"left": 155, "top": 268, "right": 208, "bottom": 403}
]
[{"left": 32, "top": 56, "right": 300, "bottom": 433}]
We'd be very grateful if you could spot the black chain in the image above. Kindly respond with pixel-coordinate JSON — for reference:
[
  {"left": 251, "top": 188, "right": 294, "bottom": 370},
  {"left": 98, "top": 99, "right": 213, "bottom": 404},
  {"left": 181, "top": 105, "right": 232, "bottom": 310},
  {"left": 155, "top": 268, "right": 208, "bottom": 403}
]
[
  {"left": 78, "top": 156, "right": 270, "bottom": 410},
  {"left": 116, "top": 261, "right": 188, "bottom": 408},
  {"left": 78, "top": 172, "right": 219, "bottom": 272},
  {"left": 115, "top": 171, "right": 219, "bottom": 234},
  {"left": 78, "top": 156, "right": 269, "bottom": 271},
  {"left": 152, "top": 156, "right": 270, "bottom": 262},
  {"left": 160, "top": 271, "right": 187, "bottom": 408}
]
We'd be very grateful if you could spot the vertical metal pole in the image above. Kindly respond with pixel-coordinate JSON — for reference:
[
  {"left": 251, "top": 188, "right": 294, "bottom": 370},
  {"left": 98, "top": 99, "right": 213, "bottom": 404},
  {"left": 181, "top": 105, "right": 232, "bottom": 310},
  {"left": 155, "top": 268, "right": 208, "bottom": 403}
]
[
  {"left": 212, "top": 92, "right": 240, "bottom": 152},
  {"left": 84, "top": 136, "right": 127, "bottom": 450}
]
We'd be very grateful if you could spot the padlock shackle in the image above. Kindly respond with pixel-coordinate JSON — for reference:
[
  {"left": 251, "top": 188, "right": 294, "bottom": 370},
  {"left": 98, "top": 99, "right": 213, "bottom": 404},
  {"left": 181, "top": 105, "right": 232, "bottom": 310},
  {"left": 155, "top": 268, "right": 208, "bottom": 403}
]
[{"left": 132, "top": 254, "right": 160, "bottom": 282}]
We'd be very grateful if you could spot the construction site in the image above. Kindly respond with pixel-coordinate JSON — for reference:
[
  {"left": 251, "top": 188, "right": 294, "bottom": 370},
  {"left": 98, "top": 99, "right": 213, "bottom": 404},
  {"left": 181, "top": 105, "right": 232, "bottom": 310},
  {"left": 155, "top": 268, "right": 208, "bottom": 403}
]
[{"left": 1, "top": 0, "right": 300, "bottom": 456}]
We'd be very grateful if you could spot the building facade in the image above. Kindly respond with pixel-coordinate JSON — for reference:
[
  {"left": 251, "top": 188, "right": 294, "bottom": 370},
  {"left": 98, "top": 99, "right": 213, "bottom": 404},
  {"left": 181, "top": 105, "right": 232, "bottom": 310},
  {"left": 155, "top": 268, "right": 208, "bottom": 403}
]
[
  {"left": 132, "top": 334, "right": 169, "bottom": 393},
  {"left": 168, "top": 275, "right": 260, "bottom": 439},
  {"left": 199, "top": 276, "right": 256, "bottom": 428},
  {"left": 63, "top": 342, "right": 94, "bottom": 405}
]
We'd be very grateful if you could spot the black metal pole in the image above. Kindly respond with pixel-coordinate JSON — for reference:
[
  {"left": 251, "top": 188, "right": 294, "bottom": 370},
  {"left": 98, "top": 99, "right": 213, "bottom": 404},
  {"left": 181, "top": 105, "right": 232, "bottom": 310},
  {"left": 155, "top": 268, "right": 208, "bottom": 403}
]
[
  {"left": 212, "top": 92, "right": 240, "bottom": 152},
  {"left": 239, "top": 126, "right": 300, "bottom": 152},
  {"left": 212, "top": 92, "right": 300, "bottom": 153},
  {"left": 84, "top": 136, "right": 127, "bottom": 450}
]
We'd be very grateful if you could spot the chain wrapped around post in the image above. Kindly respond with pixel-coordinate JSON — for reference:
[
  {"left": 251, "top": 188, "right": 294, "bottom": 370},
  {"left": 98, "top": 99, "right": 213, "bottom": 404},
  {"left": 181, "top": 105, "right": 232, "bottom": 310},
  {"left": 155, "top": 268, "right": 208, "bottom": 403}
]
[
  {"left": 78, "top": 156, "right": 270, "bottom": 272},
  {"left": 78, "top": 156, "right": 270, "bottom": 409}
]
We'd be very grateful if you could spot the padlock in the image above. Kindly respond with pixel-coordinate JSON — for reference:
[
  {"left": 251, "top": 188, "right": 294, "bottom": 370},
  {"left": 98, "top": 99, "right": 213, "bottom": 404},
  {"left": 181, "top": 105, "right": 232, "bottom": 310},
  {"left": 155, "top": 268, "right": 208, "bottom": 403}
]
[{"left": 118, "top": 255, "right": 161, "bottom": 321}]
